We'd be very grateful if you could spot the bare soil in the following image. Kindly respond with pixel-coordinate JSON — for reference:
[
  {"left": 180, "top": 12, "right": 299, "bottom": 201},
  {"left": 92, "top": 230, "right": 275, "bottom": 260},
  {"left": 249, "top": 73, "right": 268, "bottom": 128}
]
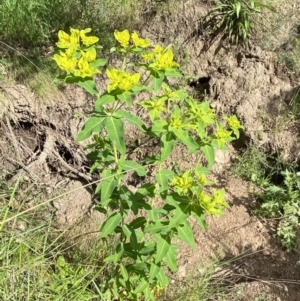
[{"left": 1, "top": 0, "right": 300, "bottom": 300}]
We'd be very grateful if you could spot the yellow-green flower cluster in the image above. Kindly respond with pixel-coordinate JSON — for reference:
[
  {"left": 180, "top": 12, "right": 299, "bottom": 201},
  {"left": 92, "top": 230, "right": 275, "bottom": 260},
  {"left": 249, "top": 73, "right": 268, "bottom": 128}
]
[
  {"left": 195, "top": 172, "right": 209, "bottom": 186},
  {"left": 106, "top": 68, "right": 140, "bottom": 92},
  {"left": 140, "top": 44, "right": 179, "bottom": 71},
  {"left": 224, "top": 115, "right": 243, "bottom": 131},
  {"left": 215, "top": 128, "right": 232, "bottom": 140},
  {"left": 113, "top": 30, "right": 178, "bottom": 72},
  {"left": 114, "top": 30, "right": 151, "bottom": 48},
  {"left": 53, "top": 28, "right": 100, "bottom": 78},
  {"left": 171, "top": 169, "right": 228, "bottom": 215},
  {"left": 214, "top": 126, "right": 233, "bottom": 148},
  {"left": 188, "top": 100, "right": 216, "bottom": 126},
  {"left": 170, "top": 115, "right": 184, "bottom": 128},
  {"left": 171, "top": 170, "right": 194, "bottom": 195},
  {"left": 198, "top": 188, "right": 229, "bottom": 216},
  {"left": 142, "top": 45, "right": 163, "bottom": 62},
  {"left": 140, "top": 97, "right": 167, "bottom": 121},
  {"left": 171, "top": 170, "right": 211, "bottom": 195},
  {"left": 57, "top": 28, "right": 99, "bottom": 48},
  {"left": 149, "top": 48, "right": 178, "bottom": 71}
]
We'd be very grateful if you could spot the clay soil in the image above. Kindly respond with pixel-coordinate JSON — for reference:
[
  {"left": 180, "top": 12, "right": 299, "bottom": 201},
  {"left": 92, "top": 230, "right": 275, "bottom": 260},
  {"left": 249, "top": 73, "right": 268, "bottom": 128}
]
[{"left": 1, "top": 0, "right": 300, "bottom": 300}]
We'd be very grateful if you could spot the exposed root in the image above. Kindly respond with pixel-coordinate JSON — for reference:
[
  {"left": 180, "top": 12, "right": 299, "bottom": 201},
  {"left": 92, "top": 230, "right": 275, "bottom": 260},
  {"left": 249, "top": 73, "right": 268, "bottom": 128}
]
[
  {"left": 7, "top": 127, "right": 93, "bottom": 184},
  {"left": 0, "top": 84, "right": 95, "bottom": 187}
]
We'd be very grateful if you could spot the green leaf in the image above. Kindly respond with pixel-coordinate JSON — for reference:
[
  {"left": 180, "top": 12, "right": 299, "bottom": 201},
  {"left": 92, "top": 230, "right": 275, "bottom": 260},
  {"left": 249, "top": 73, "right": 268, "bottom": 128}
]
[
  {"left": 164, "top": 68, "right": 181, "bottom": 77},
  {"left": 156, "top": 169, "right": 174, "bottom": 194},
  {"left": 103, "top": 253, "right": 117, "bottom": 263},
  {"left": 172, "top": 128, "right": 199, "bottom": 151},
  {"left": 95, "top": 94, "right": 115, "bottom": 110},
  {"left": 117, "top": 91, "right": 133, "bottom": 106},
  {"left": 103, "top": 243, "right": 124, "bottom": 264},
  {"left": 144, "top": 222, "right": 169, "bottom": 234},
  {"left": 151, "top": 72, "right": 164, "bottom": 91},
  {"left": 76, "top": 116, "right": 106, "bottom": 141},
  {"left": 122, "top": 225, "right": 138, "bottom": 252},
  {"left": 155, "top": 235, "right": 171, "bottom": 264},
  {"left": 118, "top": 185, "right": 132, "bottom": 201},
  {"left": 165, "top": 246, "right": 178, "bottom": 272},
  {"left": 117, "top": 186, "right": 137, "bottom": 213},
  {"left": 118, "top": 277, "right": 126, "bottom": 288},
  {"left": 95, "top": 205, "right": 107, "bottom": 215},
  {"left": 144, "top": 286, "right": 154, "bottom": 301},
  {"left": 113, "top": 110, "right": 147, "bottom": 132},
  {"left": 160, "top": 204, "right": 176, "bottom": 215},
  {"left": 160, "top": 132, "right": 176, "bottom": 162},
  {"left": 122, "top": 224, "right": 132, "bottom": 240},
  {"left": 168, "top": 204, "right": 189, "bottom": 228},
  {"left": 130, "top": 217, "right": 147, "bottom": 229},
  {"left": 124, "top": 243, "right": 137, "bottom": 259},
  {"left": 134, "top": 279, "right": 149, "bottom": 294},
  {"left": 177, "top": 220, "right": 195, "bottom": 249},
  {"left": 105, "top": 116, "right": 125, "bottom": 155},
  {"left": 201, "top": 144, "right": 215, "bottom": 168},
  {"left": 120, "top": 264, "right": 129, "bottom": 281},
  {"left": 139, "top": 243, "right": 156, "bottom": 255},
  {"left": 156, "top": 268, "right": 169, "bottom": 287},
  {"left": 195, "top": 166, "right": 211, "bottom": 175},
  {"left": 130, "top": 233, "right": 139, "bottom": 252},
  {"left": 170, "top": 90, "right": 188, "bottom": 100},
  {"left": 77, "top": 78, "right": 98, "bottom": 95},
  {"left": 134, "top": 183, "right": 156, "bottom": 199},
  {"left": 119, "top": 160, "right": 147, "bottom": 176},
  {"left": 149, "top": 263, "right": 160, "bottom": 280},
  {"left": 235, "top": 2, "right": 241, "bottom": 18},
  {"left": 150, "top": 120, "right": 168, "bottom": 136},
  {"left": 132, "top": 85, "right": 151, "bottom": 93},
  {"left": 99, "top": 169, "right": 117, "bottom": 203},
  {"left": 136, "top": 199, "right": 152, "bottom": 210},
  {"left": 113, "top": 242, "right": 124, "bottom": 264},
  {"left": 192, "top": 208, "right": 207, "bottom": 231},
  {"left": 166, "top": 193, "right": 190, "bottom": 205},
  {"left": 148, "top": 209, "right": 159, "bottom": 222},
  {"left": 86, "top": 150, "right": 114, "bottom": 164},
  {"left": 129, "top": 262, "right": 148, "bottom": 272},
  {"left": 233, "top": 128, "right": 240, "bottom": 139},
  {"left": 100, "top": 212, "right": 122, "bottom": 238},
  {"left": 90, "top": 58, "right": 106, "bottom": 68}
]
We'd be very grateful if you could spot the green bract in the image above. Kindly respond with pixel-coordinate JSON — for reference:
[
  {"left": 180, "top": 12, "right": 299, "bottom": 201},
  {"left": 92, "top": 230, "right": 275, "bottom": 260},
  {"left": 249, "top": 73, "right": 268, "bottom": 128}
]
[{"left": 53, "top": 28, "right": 243, "bottom": 300}]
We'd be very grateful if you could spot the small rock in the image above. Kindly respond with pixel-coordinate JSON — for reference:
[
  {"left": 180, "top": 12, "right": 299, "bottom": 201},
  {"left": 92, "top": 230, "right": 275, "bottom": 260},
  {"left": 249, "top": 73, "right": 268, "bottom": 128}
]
[
  {"left": 16, "top": 221, "right": 27, "bottom": 231},
  {"left": 178, "top": 266, "right": 186, "bottom": 278}
]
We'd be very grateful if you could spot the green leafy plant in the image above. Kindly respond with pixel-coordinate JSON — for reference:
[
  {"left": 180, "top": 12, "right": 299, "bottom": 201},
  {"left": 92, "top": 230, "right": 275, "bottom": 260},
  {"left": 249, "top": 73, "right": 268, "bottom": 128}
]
[
  {"left": 204, "top": 0, "right": 274, "bottom": 44},
  {"left": 0, "top": 180, "right": 104, "bottom": 301},
  {"left": 0, "top": 0, "right": 141, "bottom": 48},
  {"left": 53, "top": 27, "right": 243, "bottom": 300},
  {"left": 255, "top": 170, "right": 300, "bottom": 251},
  {"left": 230, "top": 145, "right": 271, "bottom": 185},
  {"left": 276, "top": 21, "right": 300, "bottom": 75},
  {"left": 289, "top": 88, "right": 300, "bottom": 119},
  {"left": 230, "top": 144, "right": 296, "bottom": 188}
]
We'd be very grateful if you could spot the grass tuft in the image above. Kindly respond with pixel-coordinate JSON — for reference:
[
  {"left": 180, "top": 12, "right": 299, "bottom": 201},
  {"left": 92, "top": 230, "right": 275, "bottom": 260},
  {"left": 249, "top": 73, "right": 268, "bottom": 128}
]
[{"left": 0, "top": 179, "right": 108, "bottom": 301}]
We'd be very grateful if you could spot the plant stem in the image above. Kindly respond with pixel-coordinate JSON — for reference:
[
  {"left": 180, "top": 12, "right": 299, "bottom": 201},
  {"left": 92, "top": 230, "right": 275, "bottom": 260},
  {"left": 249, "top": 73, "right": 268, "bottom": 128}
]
[
  {"left": 0, "top": 179, "right": 20, "bottom": 232},
  {"left": 113, "top": 144, "right": 119, "bottom": 164},
  {"left": 122, "top": 53, "right": 127, "bottom": 71}
]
